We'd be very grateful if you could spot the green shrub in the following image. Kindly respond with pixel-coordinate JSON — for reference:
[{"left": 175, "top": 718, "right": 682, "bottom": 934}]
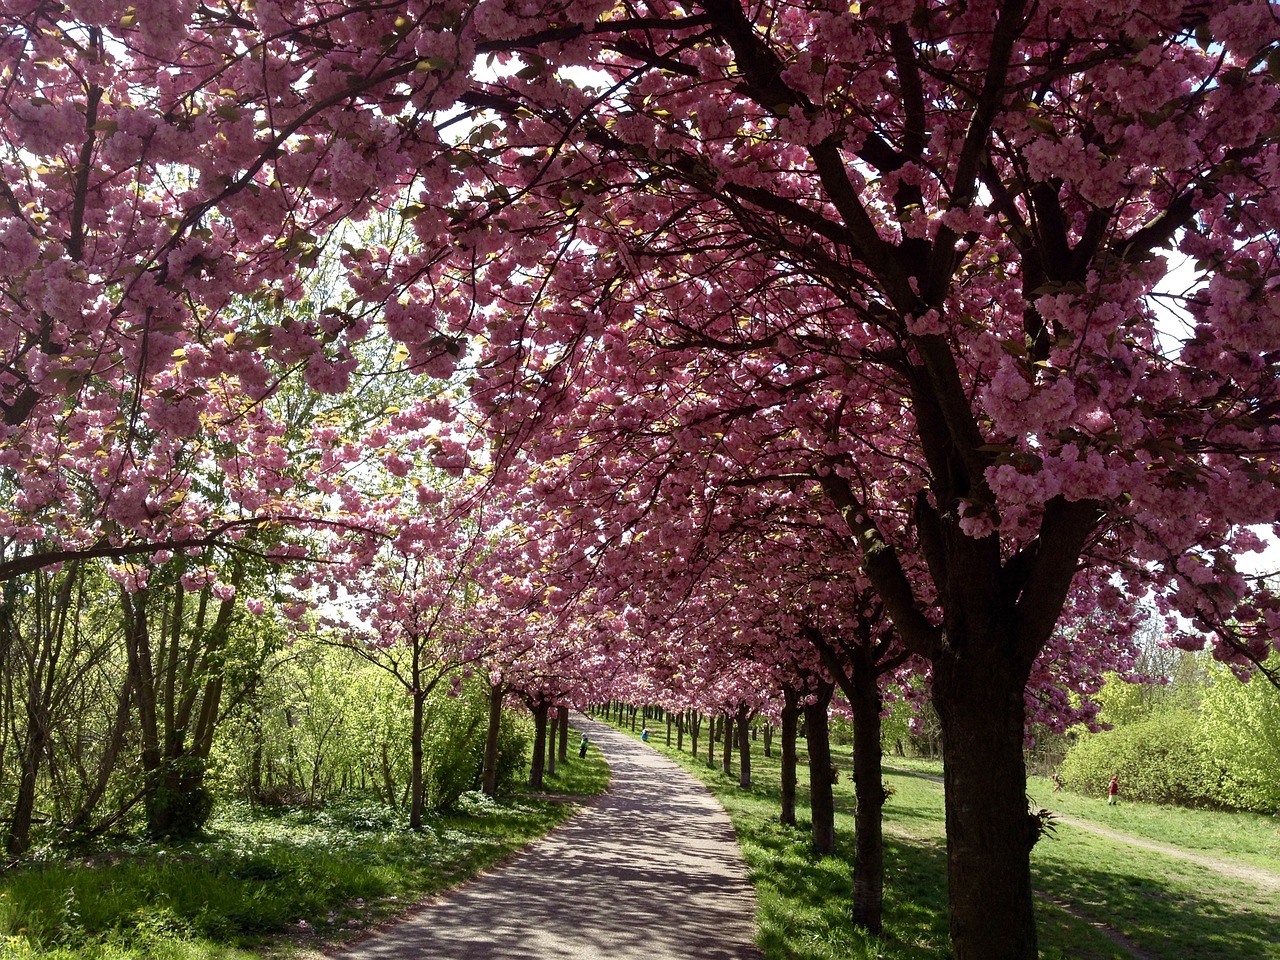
[
  {"left": 1196, "top": 660, "right": 1280, "bottom": 813},
  {"left": 1059, "top": 709, "right": 1225, "bottom": 807},
  {"left": 489, "top": 712, "right": 529, "bottom": 798},
  {"left": 422, "top": 684, "right": 527, "bottom": 811}
]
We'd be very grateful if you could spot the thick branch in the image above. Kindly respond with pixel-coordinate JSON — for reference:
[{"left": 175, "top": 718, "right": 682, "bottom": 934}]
[{"left": 816, "top": 471, "right": 942, "bottom": 659}]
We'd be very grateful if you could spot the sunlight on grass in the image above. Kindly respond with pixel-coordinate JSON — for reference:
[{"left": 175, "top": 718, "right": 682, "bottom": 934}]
[
  {"left": 611, "top": 718, "right": 1280, "bottom": 960},
  {"left": 0, "top": 728, "right": 608, "bottom": 960}
]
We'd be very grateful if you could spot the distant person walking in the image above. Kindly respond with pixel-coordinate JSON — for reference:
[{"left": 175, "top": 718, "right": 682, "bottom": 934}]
[
  {"left": 1108, "top": 775, "right": 1119, "bottom": 805},
  {"left": 579, "top": 732, "right": 589, "bottom": 758}
]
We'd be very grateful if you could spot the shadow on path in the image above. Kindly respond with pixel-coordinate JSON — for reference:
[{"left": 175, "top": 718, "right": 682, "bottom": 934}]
[{"left": 334, "top": 715, "right": 762, "bottom": 960}]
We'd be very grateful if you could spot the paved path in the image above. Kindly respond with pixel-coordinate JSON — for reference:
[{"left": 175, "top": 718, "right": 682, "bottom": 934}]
[{"left": 336, "top": 715, "right": 761, "bottom": 960}]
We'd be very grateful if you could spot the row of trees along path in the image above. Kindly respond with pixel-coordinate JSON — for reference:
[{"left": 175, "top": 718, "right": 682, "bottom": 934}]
[
  {"left": 4, "top": 5, "right": 1280, "bottom": 960},
  {"left": 338, "top": 717, "right": 760, "bottom": 960}
]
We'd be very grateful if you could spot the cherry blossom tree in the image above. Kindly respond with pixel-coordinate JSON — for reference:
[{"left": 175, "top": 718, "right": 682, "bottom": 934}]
[
  {"left": 440, "top": 6, "right": 1280, "bottom": 956},
  {"left": 7, "top": 3, "right": 1280, "bottom": 958}
]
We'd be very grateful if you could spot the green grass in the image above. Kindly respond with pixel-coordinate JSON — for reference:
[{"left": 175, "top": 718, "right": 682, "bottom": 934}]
[
  {"left": 1025, "top": 772, "right": 1280, "bottom": 865},
  {"left": 613, "top": 721, "right": 1280, "bottom": 960},
  {"left": 536, "top": 736, "right": 611, "bottom": 797},
  {"left": 0, "top": 726, "right": 608, "bottom": 960}
]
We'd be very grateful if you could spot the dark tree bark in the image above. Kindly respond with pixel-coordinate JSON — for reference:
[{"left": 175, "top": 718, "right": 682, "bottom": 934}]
[
  {"left": 934, "top": 647, "right": 1040, "bottom": 959},
  {"left": 481, "top": 683, "right": 504, "bottom": 796},
  {"left": 779, "top": 686, "right": 799, "bottom": 827},
  {"left": 557, "top": 705, "right": 569, "bottom": 764},
  {"left": 528, "top": 699, "right": 550, "bottom": 790},
  {"left": 736, "top": 703, "right": 752, "bottom": 789},
  {"left": 721, "top": 711, "right": 733, "bottom": 775},
  {"left": 806, "top": 620, "right": 910, "bottom": 937},
  {"left": 546, "top": 709, "right": 558, "bottom": 778},
  {"left": 763, "top": 722, "right": 773, "bottom": 759},
  {"left": 805, "top": 681, "right": 836, "bottom": 856},
  {"left": 689, "top": 710, "right": 700, "bottom": 756},
  {"left": 409, "top": 686, "right": 428, "bottom": 828},
  {"left": 848, "top": 650, "right": 887, "bottom": 933}
]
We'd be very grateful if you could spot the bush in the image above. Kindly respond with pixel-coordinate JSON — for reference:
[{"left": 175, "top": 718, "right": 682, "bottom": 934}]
[
  {"left": 488, "top": 712, "right": 529, "bottom": 798},
  {"left": 1059, "top": 709, "right": 1226, "bottom": 807},
  {"left": 421, "top": 684, "right": 528, "bottom": 811}
]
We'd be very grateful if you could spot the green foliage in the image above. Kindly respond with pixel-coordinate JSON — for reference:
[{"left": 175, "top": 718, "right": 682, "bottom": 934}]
[
  {"left": 490, "top": 712, "right": 530, "bottom": 798},
  {"left": 210, "top": 643, "right": 412, "bottom": 807},
  {"left": 143, "top": 762, "right": 215, "bottom": 842},
  {"left": 1093, "top": 653, "right": 1207, "bottom": 727},
  {"left": 0, "top": 784, "right": 602, "bottom": 960},
  {"left": 1195, "top": 659, "right": 1280, "bottom": 812},
  {"left": 422, "top": 687, "right": 486, "bottom": 811},
  {"left": 423, "top": 683, "right": 528, "bottom": 810},
  {"left": 1059, "top": 709, "right": 1225, "bottom": 807},
  {"left": 1062, "top": 657, "right": 1280, "bottom": 814}
]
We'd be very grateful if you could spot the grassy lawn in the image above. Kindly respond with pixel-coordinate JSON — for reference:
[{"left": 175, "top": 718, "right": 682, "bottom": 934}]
[
  {"left": 0, "top": 726, "right": 609, "bottom": 960},
  {"left": 616, "top": 721, "right": 1280, "bottom": 960},
  {"left": 1023, "top": 771, "right": 1280, "bottom": 865}
]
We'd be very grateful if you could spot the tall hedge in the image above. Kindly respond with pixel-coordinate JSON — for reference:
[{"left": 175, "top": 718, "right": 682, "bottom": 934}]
[{"left": 1058, "top": 710, "right": 1227, "bottom": 808}]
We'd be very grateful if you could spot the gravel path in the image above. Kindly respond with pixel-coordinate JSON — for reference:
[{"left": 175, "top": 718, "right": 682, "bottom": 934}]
[{"left": 333, "top": 715, "right": 762, "bottom": 960}]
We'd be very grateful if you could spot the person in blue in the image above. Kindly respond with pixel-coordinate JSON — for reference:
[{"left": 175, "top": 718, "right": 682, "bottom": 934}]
[
  {"left": 579, "top": 732, "right": 589, "bottom": 758},
  {"left": 641, "top": 727, "right": 650, "bottom": 743}
]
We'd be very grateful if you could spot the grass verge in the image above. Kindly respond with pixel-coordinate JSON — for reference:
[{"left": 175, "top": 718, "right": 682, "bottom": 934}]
[
  {"left": 608, "top": 720, "right": 1280, "bottom": 960},
  {"left": 0, "top": 725, "right": 608, "bottom": 960}
]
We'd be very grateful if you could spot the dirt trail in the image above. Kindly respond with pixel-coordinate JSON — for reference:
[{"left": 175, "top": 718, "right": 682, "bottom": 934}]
[
  {"left": 888, "top": 766, "right": 1280, "bottom": 959},
  {"left": 1052, "top": 813, "right": 1280, "bottom": 892},
  {"left": 892, "top": 766, "right": 1280, "bottom": 893}
]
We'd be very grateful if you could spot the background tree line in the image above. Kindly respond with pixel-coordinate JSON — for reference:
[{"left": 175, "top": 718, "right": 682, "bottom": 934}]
[{"left": 0, "top": 551, "right": 530, "bottom": 857}]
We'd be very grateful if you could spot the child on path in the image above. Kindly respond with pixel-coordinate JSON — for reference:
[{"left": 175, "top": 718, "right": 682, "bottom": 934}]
[
  {"left": 1108, "top": 775, "right": 1119, "bottom": 805},
  {"left": 579, "top": 733, "right": 589, "bottom": 758}
]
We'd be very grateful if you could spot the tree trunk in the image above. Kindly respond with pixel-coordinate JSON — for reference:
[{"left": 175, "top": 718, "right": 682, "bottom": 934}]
[
  {"left": 676, "top": 711, "right": 684, "bottom": 751},
  {"left": 848, "top": 651, "right": 886, "bottom": 934},
  {"left": 546, "top": 709, "right": 558, "bottom": 778},
  {"left": 665, "top": 712, "right": 672, "bottom": 746},
  {"left": 805, "top": 683, "right": 836, "bottom": 856},
  {"left": 482, "top": 683, "right": 503, "bottom": 796},
  {"left": 5, "top": 568, "right": 73, "bottom": 856},
  {"left": 780, "top": 687, "right": 799, "bottom": 827},
  {"left": 934, "top": 653, "right": 1040, "bottom": 960},
  {"left": 64, "top": 674, "right": 135, "bottom": 835},
  {"left": 409, "top": 688, "right": 427, "bottom": 829},
  {"left": 736, "top": 704, "right": 751, "bottom": 789},
  {"left": 7, "top": 717, "right": 46, "bottom": 857},
  {"left": 690, "top": 711, "right": 700, "bottom": 757},
  {"left": 706, "top": 715, "right": 717, "bottom": 766},
  {"left": 808, "top": 625, "right": 900, "bottom": 938},
  {"left": 528, "top": 700, "right": 549, "bottom": 790},
  {"left": 763, "top": 722, "right": 773, "bottom": 759},
  {"left": 557, "top": 705, "right": 569, "bottom": 763},
  {"left": 721, "top": 711, "right": 733, "bottom": 775}
]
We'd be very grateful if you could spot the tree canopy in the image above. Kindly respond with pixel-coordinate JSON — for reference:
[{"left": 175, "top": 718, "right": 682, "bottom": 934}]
[{"left": 3, "top": 2, "right": 1279, "bottom": 958}]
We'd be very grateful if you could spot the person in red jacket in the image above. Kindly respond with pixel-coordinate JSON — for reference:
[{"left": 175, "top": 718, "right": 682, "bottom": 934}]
[{"left": 1107, "top": 775, "right": 1119, "bottom": 805}]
